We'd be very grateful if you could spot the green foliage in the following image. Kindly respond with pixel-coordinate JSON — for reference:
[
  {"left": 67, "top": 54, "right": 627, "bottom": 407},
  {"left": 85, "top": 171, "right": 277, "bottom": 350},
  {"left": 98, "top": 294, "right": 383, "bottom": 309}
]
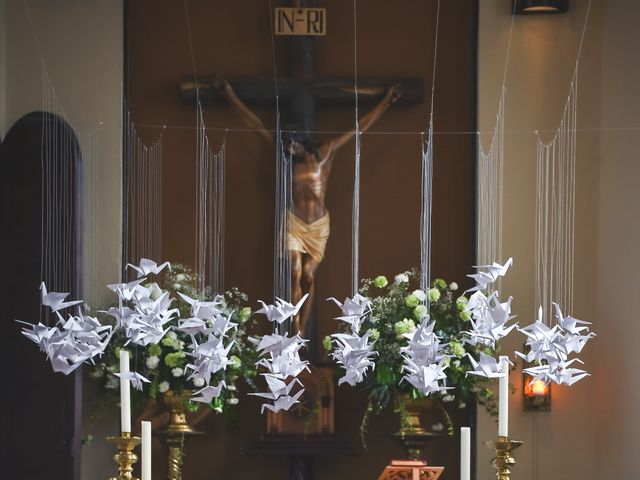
[
  {"left": 89, "top": 263, "right": 259, "bottom": 417},
  {"left": 355, "top": 270, "right": 498, "bottom": 425}
]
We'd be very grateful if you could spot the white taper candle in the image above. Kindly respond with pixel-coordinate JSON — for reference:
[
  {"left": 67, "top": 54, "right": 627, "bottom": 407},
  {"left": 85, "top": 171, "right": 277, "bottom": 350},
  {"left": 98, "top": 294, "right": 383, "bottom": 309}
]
[
  {"left": 141, "top": 421, "right": 152, "bottom": 480},
  {"left": 119, "top": 350, "right": 131, "bottom": 433},
  {"left": 460, "top": 427, "right": 470, "bottom": 480},
  {"left": 498, "top": 355, "right": 509, "bottom": 437}
]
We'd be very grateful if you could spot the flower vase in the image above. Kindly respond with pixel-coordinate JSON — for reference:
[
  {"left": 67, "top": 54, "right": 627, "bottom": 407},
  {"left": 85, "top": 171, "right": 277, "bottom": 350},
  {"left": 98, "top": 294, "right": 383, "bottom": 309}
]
[
  {"left": 390, "top": 396, "right": 444, "bottom": 461},
  {"left": 157, "top": 390, "right": 203, "bottom": 480}
]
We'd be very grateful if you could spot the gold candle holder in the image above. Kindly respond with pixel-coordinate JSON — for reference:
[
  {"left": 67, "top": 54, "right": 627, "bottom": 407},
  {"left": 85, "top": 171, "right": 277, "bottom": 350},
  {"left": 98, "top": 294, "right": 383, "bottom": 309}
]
[
  {"left": 107, "top": 432, "right": 142, "bottom": 480},
  {"left": 485, "top": 436, "right": 523, "bottom": 480}
]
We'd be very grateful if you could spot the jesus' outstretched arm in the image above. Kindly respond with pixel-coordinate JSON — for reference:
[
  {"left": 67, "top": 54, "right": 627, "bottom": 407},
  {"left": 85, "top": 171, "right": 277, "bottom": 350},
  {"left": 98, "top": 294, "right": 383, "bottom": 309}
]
[
  {"left": 324, "top": 84, "right": 403, "bottom": 154},
  {"left": 214, "top": 75, "right": 273, "bottom": 144}
]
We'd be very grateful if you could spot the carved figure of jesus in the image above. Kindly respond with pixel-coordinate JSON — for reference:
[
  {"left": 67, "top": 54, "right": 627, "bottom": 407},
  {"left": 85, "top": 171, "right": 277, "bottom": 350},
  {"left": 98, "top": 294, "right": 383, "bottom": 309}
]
[{"left": 215, "top": 76, "right": 402, "bottom": 335}]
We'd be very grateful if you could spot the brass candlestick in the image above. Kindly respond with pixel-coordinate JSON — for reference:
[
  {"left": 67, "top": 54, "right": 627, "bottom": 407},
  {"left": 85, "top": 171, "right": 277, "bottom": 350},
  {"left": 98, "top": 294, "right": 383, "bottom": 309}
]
[
  {"left": 157, "top": 391, "right": 203, "bottom": 480},
  {"left": 485, "top": 436, "right": 523, "bottom": 480},
  {"left": 107, "top": 432, "right": 142, "bottom": 480}
]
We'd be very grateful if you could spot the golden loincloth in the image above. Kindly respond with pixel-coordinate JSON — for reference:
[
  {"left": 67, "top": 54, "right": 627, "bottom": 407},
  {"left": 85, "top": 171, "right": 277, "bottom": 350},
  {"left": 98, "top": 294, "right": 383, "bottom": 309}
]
[{"left": 287, "top": 211, "right": 330, "bottom": 263}]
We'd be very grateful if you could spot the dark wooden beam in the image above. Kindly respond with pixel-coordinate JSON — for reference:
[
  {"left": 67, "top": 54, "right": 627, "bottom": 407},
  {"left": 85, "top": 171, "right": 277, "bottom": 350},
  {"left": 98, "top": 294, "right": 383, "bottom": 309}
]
[{"left": 180, "top": 76, "right": 424, "bottom": 106}]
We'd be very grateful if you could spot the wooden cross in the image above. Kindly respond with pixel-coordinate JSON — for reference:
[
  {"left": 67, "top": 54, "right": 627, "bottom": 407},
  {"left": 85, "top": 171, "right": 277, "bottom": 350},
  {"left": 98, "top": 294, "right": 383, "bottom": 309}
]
[{"left": 180, "top": 0, "right": 423, "bottom": 132}]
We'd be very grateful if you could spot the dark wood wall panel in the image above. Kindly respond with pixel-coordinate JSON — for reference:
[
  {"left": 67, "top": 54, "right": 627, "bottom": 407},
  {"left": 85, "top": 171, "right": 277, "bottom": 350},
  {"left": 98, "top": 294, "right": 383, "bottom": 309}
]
[{"left": 126, "top": 1, "right": 477, "bottom": 478}]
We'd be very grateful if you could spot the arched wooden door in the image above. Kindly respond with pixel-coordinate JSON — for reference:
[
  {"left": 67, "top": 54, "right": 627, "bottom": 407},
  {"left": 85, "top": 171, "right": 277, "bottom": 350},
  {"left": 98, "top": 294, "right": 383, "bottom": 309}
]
[{"left": 0, "top": 111, "right": 83, "bottom": 480}]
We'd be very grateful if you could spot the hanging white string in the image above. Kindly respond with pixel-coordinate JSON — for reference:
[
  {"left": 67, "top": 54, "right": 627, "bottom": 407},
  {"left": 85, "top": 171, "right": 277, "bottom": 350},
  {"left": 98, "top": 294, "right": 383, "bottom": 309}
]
[
  {"left": 182, "top": 0, "right": 226, "bottom": 295},
  {"left": 195, "top": 103, "right": 226, "bottom": 294},
  {"left": 40, "top": 63, "right": 85, "bottom": 310},
  {"left": 78, "top": 125, "right": 102, "bottom": 309},
  {"left": 268, "top": 0, "right": 292, "bottom": 313},
  {"left": 122, "top": 106, "right": 163, "bottom": 274},
  {"left": 534, "top": 0, "right": 591, "bottom": 323},
  {"left": 419, "top": 0, "right": 440, "bottom": 302},
  {"left": 351, "top": 0, "right": 361, "bottom": 296},
  {"left": 477, "top": 88, "right": 505, "bottom": 273},
  {"left": 476, "top": 1, "right": 517, "bottom": 285}
]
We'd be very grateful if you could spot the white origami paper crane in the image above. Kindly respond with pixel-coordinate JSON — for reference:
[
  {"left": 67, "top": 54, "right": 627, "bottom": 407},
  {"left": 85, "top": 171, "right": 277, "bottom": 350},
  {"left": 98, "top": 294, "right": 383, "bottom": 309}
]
[
  {"left": 107, "top": 286, "right": 178, "bottom": 347},
  {"left": 463, "top": 291, "right": 517, "bottom": 348},
  {"left": 516, "top": 303, "right": 595, "bottom": 386},
  {"left": 327, "top": 294, "right": 377, "bottom": 387},
  {"left": 178, "top": 292, "right": 223, "bottom": 320},
  {"left": 466, "top": 258, "right": 513, "bottom": 293},
  {"left": 331, "top": 331, "right": 377, "bottom": 386},
  {"left": 177, "top": 317, "right": 214, "bottom": 337},
  {"left": 192, "top": 381, "right": 226, "bottom": 403},
  {"left": 115, "top": 370, "right": 151, "bottom": 391},
  {"left": 252, "top": 296, "right": 310, "bottom": 414},
  {"left": 260, "top": 388, "right": 305, "bottom": 414},
  {"left": 19, "top": 293, "right": 113, "bottom": 375},
  {"left": 185, "top": 333, "right": 235, "bottom": 385},
  {"left": 255, "top": 294, "right": 309, "bottom": 325},
  {"left": 402, "top": 360, "right": 450, "bottom": 394},
  {"left": 466, "top": 352, "right": 512, "bottom": 379},
  {"left": 250, "top": 376, "right": 302, "bottom": 400},
  {"left": 256, "top": 333, "right": 309, "bottom": 379},
  {"left": 40, "top": 282, "right": 83, "bottom": 312},
  {"left": 401, "top": 318, "right": 450, "bottom": 395},
  {"left": 126, "top": 258, "right": 171, "bottom": 278},
  {"left": 106, "top": 278, "right": 147, "bottom": 301},
  {"left": 327, "top": 294, "right": 372, "bottom": 332}
]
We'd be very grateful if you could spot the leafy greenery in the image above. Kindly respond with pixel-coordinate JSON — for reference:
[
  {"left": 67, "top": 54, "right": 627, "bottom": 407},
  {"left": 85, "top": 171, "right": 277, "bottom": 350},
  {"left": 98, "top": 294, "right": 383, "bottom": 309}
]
[
  {"left": 327, "top": 270, "right": 498, "bottom": 438},
  {"left": 89, "top": 263, "right": 258, "bottom": 417}
]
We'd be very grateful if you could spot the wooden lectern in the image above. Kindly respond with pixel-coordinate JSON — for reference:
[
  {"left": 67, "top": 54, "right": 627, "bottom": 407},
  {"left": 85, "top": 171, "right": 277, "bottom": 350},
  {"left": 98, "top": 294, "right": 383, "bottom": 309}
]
[{"left": 378, "top": 460, "right": 444, "bottom": 480}]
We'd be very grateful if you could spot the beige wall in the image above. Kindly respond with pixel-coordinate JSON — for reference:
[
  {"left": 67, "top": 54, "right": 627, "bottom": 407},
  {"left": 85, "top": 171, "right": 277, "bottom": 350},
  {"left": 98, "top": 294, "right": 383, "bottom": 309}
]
[
  {"left": 478, "top": 0, "right": 639, "bottom": 479},
  {"left": 3, "top": 0, "right": 123, "bottom": 308},
  {"left": 592, "top": 0, "right": 640, "bottom": 476},
  {"left": 1, "top": 1, "right": 123, "bottom": 478}
]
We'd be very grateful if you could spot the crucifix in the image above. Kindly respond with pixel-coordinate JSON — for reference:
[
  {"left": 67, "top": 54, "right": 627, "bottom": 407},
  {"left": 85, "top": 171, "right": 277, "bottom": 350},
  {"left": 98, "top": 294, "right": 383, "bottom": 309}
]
[{"left": 180, "top": 0, "right": 423, "bottom": 344}]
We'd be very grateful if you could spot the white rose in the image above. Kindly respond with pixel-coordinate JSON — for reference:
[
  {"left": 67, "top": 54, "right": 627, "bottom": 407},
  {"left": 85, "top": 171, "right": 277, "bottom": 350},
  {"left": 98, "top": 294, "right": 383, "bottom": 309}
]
[
  {"left": 146, "top": 355, "right": 160, "bottom": 369},
  {"left": 412, "top": 289, "right": 426, "bottom": 302},
  {"left": 192, "top": 377, "right": 205, "bottom": 387},
  {"left": 395, "top": 273, "right": 409, "bottom": 284},
  {"left": 449, "top": 282, "right": 459, "bottom": 291},
  {"left": 158, "top": 381, "right": 170, "bottom": 393},
  {"left": 167, "top": 331, "right": 178, "bottom": 340},
  {"left": 171, "top": 368, "right": 184, "bottom": 377},
  {"left": 431, "top": 422, "right": 444, "bottom": 432}
]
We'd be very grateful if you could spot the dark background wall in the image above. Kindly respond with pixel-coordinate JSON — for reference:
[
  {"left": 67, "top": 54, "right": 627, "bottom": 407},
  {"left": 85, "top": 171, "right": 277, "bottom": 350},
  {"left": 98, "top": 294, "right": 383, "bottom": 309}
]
[{"left": 126, "top": 0, "right": 477, "bottom": 478}]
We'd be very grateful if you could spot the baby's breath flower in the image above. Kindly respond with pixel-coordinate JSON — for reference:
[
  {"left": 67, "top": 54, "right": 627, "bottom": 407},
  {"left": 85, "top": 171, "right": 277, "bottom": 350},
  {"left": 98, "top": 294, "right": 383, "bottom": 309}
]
[{"left": 395, "top": 273, "right": 409, "bottom": 284}]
